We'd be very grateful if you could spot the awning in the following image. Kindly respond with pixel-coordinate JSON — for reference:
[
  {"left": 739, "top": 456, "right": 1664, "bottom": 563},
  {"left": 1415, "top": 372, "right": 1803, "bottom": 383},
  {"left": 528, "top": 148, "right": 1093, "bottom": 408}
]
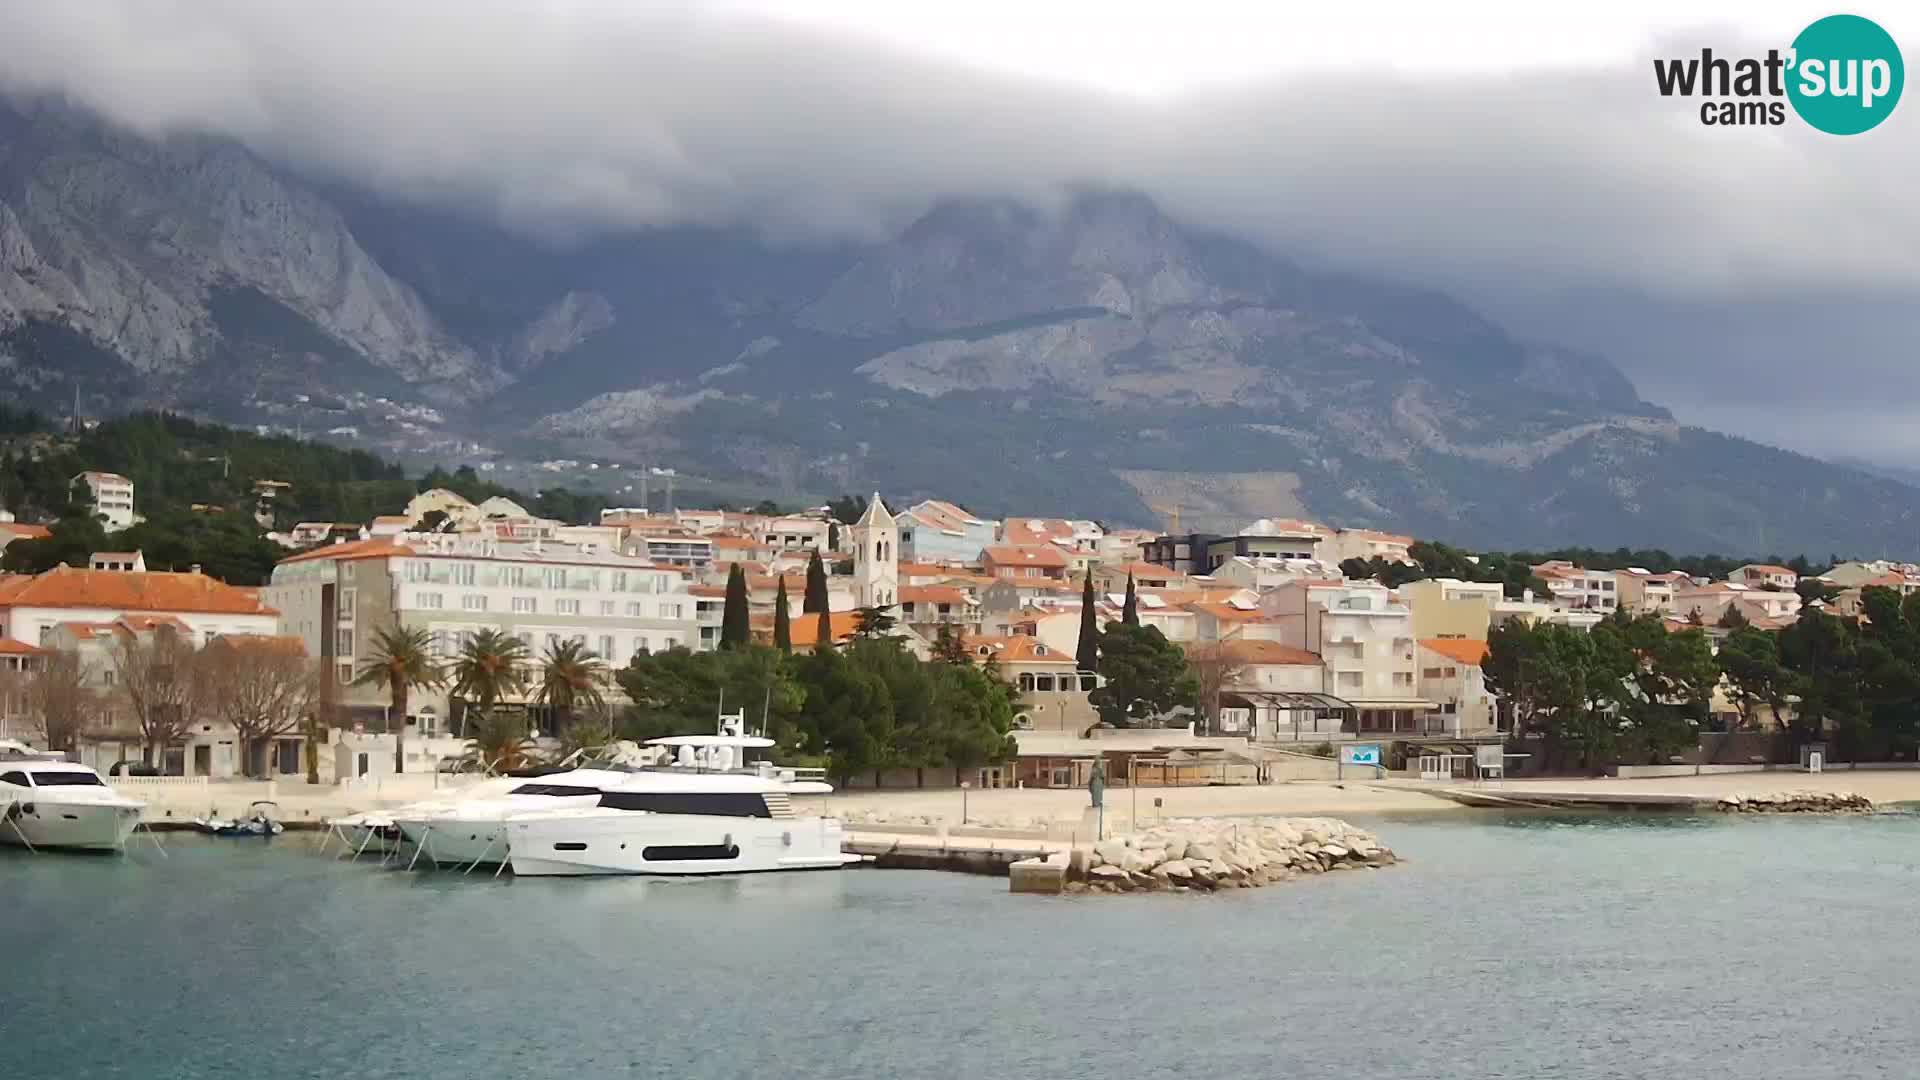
[
  {"left": 1229, "top": 690, "right": 1355, "bottom": 710},
  {"left": 1345, "top": 699, "right": 1438, "bottom": 710}
]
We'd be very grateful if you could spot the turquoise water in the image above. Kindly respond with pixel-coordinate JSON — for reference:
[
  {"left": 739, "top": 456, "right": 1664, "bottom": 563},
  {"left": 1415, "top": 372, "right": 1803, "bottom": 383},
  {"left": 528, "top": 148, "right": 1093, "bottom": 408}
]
[{"left": 6, "top": 813, "right": 1920, "bottom": 1078}]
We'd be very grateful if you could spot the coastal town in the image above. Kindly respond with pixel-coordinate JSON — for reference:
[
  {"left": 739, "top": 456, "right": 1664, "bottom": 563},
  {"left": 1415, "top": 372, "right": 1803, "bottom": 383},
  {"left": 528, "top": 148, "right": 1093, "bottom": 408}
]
[{"left": 1, "top": 455, "right": 1912, "bottom": 816}]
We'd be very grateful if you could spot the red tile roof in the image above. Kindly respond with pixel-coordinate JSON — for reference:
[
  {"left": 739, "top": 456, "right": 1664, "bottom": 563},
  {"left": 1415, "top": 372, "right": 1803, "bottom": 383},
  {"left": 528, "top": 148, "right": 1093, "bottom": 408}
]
[
  {"left": 278, "top": 538, "right": 416, "bottom": 565},
  {"left": 1208, "top": 640, "right": 1321, "bottom": 665},
  {"left": 1189, "top": 601, "right": 1279, "bottom": 623},
  {"left": 900, "top": 585, "right": 970, "bottom": 607},
  {"left": 0, "top": 566, "right": 276, "bottom": 617},
  {"left": 983, "top": 545, "right": 1071, "bottom": 569},
  {"left": 1419, "top": 638, "right": 1491, "bottom": 665}
]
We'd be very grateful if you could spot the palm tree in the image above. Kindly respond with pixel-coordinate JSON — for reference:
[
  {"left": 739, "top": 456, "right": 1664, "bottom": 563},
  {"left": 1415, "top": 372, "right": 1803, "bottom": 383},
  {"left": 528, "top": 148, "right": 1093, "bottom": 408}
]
[
  {"left": 450, "top": 629, "right": 530, "bottom": 767},
  {"left": 534, "top": 639, "right": 608, "bottom": 744},
  {"left": 352, "top": 625, "right": 444, "bottom": 774}
]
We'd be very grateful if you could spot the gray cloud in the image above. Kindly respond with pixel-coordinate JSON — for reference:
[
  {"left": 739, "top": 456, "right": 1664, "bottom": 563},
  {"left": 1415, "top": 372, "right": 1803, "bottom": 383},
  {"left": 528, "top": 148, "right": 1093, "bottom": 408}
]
[{"left": 3, "top": 1, "right": 1917, "bottom": 457}]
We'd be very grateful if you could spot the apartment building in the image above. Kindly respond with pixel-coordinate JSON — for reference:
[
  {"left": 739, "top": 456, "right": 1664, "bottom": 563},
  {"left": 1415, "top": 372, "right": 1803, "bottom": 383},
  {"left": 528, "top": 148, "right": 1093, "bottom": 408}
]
[
  {"left": 1198, "top": 519, "right": 1327, "bottom": 571},
  {"left": 265, "top": 534, "right": 698, "bottom": 728},
  {"left": 982, "top": 545, "right": 1071, "bottom": 581},
  {"left": 1532, "top": 561, "right": 1619, "bottom": 611},
  {"left": 72, "top": 470, "right": 136, "bottom": 531},
  {"left": 1326, "top": 527, "right": 1415, "bottom": 565},
  {"left": 1616, "top": 568, "right": 1683, "bottom": 613},
  {"left": 1416, "top": 639, "right": 1498, "bottom": 737},
  {"left": 1729, "top": 564, "right": 1799, "bottom": 590},
  {"left": 1263, "top": 580, "right": 1428, "bottom": 734}
]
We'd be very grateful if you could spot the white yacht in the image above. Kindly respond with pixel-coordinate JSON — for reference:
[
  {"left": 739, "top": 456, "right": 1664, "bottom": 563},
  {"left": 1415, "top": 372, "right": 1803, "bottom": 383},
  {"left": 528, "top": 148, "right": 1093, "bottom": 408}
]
[
  {"left": 0, "top": 748, "right": 145, "bottom": 852},
  {"left": 389, "top": 769, "right": 630, "bottom": 866},
  {"left": 505, "top": 735, "right": 860, "bottom": 877}
]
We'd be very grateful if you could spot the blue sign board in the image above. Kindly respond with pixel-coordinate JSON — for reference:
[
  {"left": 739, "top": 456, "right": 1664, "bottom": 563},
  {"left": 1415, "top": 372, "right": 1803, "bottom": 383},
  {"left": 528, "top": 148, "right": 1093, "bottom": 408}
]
[{"left": 1340, "top": 744, "right": 1382, "bottom": 767}]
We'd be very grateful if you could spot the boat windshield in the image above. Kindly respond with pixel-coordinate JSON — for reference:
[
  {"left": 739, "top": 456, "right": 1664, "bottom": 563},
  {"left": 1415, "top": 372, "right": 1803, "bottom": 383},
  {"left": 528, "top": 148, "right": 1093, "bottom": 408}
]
[
  {"left": 31, "top": 772, "right": 106, "bottom": 787},
  {"left": 507, "top": 783, "right": 600, "bottom": 797}
]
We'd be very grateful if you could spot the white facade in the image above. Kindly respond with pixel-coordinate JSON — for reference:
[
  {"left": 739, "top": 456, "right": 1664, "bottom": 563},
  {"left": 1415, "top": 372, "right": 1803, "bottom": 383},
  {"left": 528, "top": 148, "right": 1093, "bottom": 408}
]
[
  {"left": 1263, "top": 581, "right": 1427, "bottom": 730},
  {"left": 266, "top": 534, "right": 700, "bottom": 715},
  {"left": 73, "top": 471, "right": 135, "bottom": 531},
  {"left": 1416, "top": 643, "right": 1498, "bottom": 737}
]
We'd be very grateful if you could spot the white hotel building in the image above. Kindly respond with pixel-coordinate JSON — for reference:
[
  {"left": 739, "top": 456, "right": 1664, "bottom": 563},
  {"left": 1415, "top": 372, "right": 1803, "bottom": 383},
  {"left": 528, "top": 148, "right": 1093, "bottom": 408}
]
[{"left": 266, "top": 533, "right": 700, "bottom": 730}]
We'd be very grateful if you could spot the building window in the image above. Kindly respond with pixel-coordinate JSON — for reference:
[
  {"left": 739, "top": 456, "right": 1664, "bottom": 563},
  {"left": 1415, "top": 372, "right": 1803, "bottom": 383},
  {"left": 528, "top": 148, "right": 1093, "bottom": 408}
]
[
  {"left": 512, "top": 596, "right": 536, "bottom": 613},
  {"left": 335, "top": 629, "right": 353, "bottom": 656},
  {"left": 599, "top": 634, "right": 614, "bottom": 659},
  {"left": 417, "top": 592, "right": 444, "bottom": 610},
  {"left": 462, "top": 594, "right": 487, "bottom": 612},
  {"left": 599, "top": 601, "right": 615, "bottom": 616},
  {"left": 626, "top": 602, "right": 645, "bottom": 617},
  {"left": 661, "top": 603, "right": 683, "bottom": 619},
  {"left": 555, "top": 598, "right": 581, "bottom": 615},
  {"left": 338, "top": 588, "right": 356, "bottom": 620},
  {"left": 453, "top": 563, "right": 476, "bottom": 586}
]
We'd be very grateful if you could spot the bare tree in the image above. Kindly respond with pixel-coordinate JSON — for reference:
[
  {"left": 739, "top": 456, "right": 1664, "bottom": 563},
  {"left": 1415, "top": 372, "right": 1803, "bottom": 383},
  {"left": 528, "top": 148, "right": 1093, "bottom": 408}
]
[
  {"left": 203, "top": 636, "right": 320, "bottom": 778},
  {"left": 1186, "top": 641, "right": 1250, "bottom": 736},
  {"left": 25, "top": 652, "right": 95, "bottom": 753},
  {"left": 112, "top": 626, "right": 207, "bottom": 764}
]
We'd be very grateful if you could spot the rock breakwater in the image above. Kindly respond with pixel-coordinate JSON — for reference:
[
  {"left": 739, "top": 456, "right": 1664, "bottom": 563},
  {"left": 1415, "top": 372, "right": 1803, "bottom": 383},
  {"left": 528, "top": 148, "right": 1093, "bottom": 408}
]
[
  {"left": 1713, "top": 791, "right": 1873, "bottom": 814},
  {"left": 1075, "top": 816, "right": 1395, "bottom": 894}
]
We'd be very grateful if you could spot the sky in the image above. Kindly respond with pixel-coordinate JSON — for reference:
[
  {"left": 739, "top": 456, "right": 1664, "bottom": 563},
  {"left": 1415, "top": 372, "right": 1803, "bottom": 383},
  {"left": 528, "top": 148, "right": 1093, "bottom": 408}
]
[{"left": 1, "top": 1, "right": 1916, "bottom": 462}]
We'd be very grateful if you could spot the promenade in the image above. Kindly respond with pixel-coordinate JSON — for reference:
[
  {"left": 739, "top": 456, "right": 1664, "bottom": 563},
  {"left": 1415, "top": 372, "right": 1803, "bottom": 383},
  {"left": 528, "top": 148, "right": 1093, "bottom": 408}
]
[{"left": 111, "top": 766, "right": 1920, "bottom": 834}]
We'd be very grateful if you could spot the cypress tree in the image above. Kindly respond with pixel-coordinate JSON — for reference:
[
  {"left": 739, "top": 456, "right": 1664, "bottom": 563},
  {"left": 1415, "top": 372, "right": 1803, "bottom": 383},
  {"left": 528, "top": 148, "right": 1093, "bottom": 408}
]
[
  {"left": 1122, "top": 570, "right": 1140, "bottom": 627},
  {"left": 720, "top": 563, "right": 751, "bottom": 650},
  {"left": 804, "top": 549, "right": 829, "bottom": 613},
  {"left": 773, "top": 577, "right": 793, "bottom": 653},
  {"left": 1076, "top": 567, "right": 1100, "bottom": 673},
  {"left": 815, "top": 606, "right": 835, "bottom": 653}
]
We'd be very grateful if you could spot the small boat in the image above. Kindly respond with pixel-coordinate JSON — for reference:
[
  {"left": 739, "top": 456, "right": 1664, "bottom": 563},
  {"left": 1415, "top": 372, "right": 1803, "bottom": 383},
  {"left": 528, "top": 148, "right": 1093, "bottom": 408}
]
[
  {"left": 0, "top": 745, "right": 146, "bottom": 852},
  {"left": 197, "top": 800, "right": 284, "bottom": 837}
]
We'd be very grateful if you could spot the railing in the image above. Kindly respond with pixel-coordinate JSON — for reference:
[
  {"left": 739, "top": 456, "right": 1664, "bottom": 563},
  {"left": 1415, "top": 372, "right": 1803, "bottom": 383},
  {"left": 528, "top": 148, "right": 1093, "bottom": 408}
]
[{"left": 108, "top": 775, "right": 212, "bottom": 789}]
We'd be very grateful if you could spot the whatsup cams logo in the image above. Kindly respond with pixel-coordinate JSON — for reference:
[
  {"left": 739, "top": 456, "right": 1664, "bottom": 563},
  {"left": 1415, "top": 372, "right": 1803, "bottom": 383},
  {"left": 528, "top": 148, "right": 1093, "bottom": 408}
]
[{"left": 1654, "top": 13, "right": 1904, "bottom": 133}]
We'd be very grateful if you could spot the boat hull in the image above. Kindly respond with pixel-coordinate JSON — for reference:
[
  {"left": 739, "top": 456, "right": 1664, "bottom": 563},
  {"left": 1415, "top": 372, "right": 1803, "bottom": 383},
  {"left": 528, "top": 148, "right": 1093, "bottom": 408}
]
[
  {"left": 394, "top": 819, "right": 510, "bottom": 865},
  {"left": 507, "top": 813, "right": 859, "bottom": 876},
  {"left": 1, "top": 799, "right": 142, "bottom": 851}
]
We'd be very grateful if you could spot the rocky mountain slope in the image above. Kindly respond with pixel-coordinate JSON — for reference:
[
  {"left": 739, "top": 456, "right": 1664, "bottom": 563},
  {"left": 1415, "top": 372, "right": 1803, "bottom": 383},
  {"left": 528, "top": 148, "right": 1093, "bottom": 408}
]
[{"left": 1, "top": 99, "right": 1913, "bottom": 557}]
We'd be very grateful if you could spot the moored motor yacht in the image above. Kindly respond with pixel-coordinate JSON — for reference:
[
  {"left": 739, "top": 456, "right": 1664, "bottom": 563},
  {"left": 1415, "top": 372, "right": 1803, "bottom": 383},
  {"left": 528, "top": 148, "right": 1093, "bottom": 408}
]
[
  {"left": 390, "top": 768, "right": 631, "bottom": 866},
  {"left": 0, "top": 748, "right": 145, "bottom": 852},
  {"left": 504, "top": 735, "right": 860, "bottom": 877}
]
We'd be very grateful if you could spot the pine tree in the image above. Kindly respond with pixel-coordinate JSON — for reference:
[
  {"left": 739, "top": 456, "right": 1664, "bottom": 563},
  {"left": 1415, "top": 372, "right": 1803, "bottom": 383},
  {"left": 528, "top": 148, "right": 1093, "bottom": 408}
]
[
  {"left": 720, "top": 563, "right": 751, "bottom": 650},
  {"left": 804, "top": 549, "right": 829, "bottom": 613},
  {"left": 1076, "top": 568, "right": 1100, "bottom": 673},
  {"left": 773, "top": 577, "right": 793, "bottom": 653},
  {"left": 1122, "top": 570, "right": 1140, "bottom": 627}
]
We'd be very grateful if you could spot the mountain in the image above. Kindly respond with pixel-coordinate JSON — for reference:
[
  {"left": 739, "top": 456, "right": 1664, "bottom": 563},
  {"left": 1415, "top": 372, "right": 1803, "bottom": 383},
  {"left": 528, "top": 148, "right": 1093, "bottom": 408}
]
[{"left": 1, "top": 98, "right": 1915, "bottom": 557}]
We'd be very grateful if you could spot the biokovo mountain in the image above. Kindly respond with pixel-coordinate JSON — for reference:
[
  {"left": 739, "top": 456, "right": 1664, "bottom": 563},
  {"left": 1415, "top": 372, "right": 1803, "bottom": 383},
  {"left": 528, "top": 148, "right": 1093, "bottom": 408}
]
[{"left": 0, "top": 98, "right": 1913, "bottom": 557}]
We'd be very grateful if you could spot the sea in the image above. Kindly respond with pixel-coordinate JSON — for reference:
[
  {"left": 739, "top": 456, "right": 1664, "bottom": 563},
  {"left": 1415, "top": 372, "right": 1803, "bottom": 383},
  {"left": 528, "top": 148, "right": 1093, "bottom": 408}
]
[{"left": 5, "top": 811, "right": 1920, "bottom": 1079}]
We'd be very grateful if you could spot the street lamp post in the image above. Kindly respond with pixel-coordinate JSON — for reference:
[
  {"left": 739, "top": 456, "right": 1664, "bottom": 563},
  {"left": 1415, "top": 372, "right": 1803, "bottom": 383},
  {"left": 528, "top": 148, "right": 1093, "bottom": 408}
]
[{"left": 959, "top": 781, "right": 971, "bottom": 824}]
